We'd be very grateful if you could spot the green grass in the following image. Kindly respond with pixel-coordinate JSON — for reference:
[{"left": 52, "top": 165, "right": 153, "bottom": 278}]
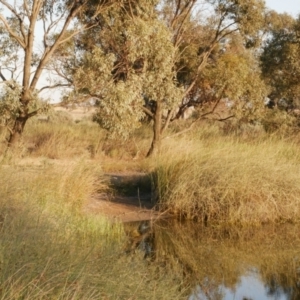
[{"left": 0, "top": 161, "right": 186, "bottom": 300}]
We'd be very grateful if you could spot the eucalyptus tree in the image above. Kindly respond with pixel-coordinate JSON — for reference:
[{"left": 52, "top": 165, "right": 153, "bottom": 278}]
[
  {"left": 71, "top": 0, "right": 267, "bottom": 156},
  {"left": 160, "top": 0, "right": 267, "bottom": 122},
  {"left": 73, "top": 0, "right": 183, "bottom": 156},
  {"left": 202, "top": 34, "right": 269, "bottom": 122},
  {"left": 260, "top": 11, "right": 300, "bottom": 106},
  {"left": 0, "top": 0, "right": 113, "bottom": 147}
]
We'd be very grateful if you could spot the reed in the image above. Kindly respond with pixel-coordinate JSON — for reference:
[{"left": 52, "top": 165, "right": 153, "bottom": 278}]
[
  {"left": 0, "top": 162, "right": 185, "bottom": 299},
  {"left": 152, "top": 127, "right": 300, "bottom": 224}
]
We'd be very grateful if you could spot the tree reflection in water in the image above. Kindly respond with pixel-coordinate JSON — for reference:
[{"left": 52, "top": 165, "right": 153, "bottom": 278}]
[{"left": 125, "top": 220, "right": 300, "bottom": 299}]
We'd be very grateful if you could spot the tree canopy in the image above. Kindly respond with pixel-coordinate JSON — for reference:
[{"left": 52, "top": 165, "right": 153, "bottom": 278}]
[
  {"left": 1, "top": 0, "right": 300, "bottom": 155},
  {"left": 0, "top": 0, "right": 113, "bottom": 145}
]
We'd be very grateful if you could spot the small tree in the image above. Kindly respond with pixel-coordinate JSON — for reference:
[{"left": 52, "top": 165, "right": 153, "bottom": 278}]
[
  {"left": 73, "top": 0, "right": 183, "bottom": 156},
  {"left": 0, "top": 0, "right": 113, "bottom": 147}
]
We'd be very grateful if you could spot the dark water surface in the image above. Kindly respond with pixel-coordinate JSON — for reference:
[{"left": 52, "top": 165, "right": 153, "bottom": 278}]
[{"left": 125, "top": 220, "right": 300, "bottom": 300}]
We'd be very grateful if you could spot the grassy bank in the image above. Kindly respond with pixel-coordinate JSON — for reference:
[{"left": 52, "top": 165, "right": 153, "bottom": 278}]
[
  {"left": 1, "top": 109, "right": 300, "bottom": 297},
  {"left": 0, "top": 161, "right": 185, "bottom": 299},
  {"left": 152, "top": 127, "right": 300, "bottom": 224},
  {"left": 4, "top": 112, "right": 300, "bottom": 225}
]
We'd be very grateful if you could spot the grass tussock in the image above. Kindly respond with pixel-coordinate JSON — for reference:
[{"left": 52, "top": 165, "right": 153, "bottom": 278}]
[
  {"left": 18, "top": 116, "right": 152, "bottom": 161},
  {"left": 23, "top": 117, "right": 104, "bottom": 159},
  {"left": 152, "top": 126, "right": 300, "bottom": 224},
  {"left": 0, "top": 162, "right": 186, "bottom": 299}
]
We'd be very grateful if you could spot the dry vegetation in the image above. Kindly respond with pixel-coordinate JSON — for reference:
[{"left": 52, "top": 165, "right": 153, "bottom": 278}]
[
  {"left": 0, "top": 159, "right": 185, "bottom": 299},
  {"left": 152, "top": 127, "right": 300, "bottom": 224},
  {"left": 1, "top": 109, "right": 300, "bottom": 298},
  {"left": 2, "top": 109, "right": 300, "bottom": 225}
]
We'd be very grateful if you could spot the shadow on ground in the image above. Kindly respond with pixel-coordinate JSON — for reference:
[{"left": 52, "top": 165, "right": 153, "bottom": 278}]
[
  {"left": 107, "top": 173, "right": 153, "bottom": 208},
  {"left": 85, "top": 173, "right": 164, "bottom": 222}
]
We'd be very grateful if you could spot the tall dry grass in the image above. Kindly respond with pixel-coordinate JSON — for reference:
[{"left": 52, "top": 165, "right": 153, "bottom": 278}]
[
  {"left": 19, "top": 115, "right": 152, "bottom": 162},
  {"left": 151, "top": 125, "right": 300, "bottom": 224},
  {"left": 0, "top": 161, "right": 186, "bottom": 299},
  {"left": 23, "top": 116, "right": 104, "bottom": 159}
]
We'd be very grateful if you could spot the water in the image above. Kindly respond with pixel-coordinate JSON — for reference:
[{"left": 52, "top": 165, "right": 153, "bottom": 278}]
[
  {"left": 125, "top": 220, "right": 300, "bottom": 299},
  {"left": 189, "top": 271, "right": 292, "bottom": 300}
]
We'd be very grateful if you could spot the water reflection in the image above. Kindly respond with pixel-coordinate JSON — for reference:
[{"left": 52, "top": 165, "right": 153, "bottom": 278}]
[
  {"left": 125, "top": 220, "right": 300, "bottom": 299},
  {"left": 190, "top": 271, "right": 291, "bottom": 300}
]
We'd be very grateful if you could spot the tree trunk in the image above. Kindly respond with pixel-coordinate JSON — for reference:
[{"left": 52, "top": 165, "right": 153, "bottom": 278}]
[
  {"left": 7, "top": 90, "right": 36, "bottom": 148},
  {"left": 7, "top": 115, "right": 28, "bottom": 148},
  {"left": 147, "top": 101, "right": 162, "bottom": 157}
]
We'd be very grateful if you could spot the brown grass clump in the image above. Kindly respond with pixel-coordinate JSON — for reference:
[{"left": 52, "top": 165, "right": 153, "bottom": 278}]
[
  {"left": 23, "top": 116, "right": 104, "bottom": 159},
  {"left": 152, "top": 127, "right": 300, "bottom": 224}
]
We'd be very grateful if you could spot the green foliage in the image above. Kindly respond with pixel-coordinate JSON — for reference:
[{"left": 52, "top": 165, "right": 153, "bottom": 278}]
[
  {"left": 0, "top": 83, "right": 21, "bottom": 127},
  {"left": 205, "top": 50, "right": 268, "bottom": 120},
  {"left": 260, "top": 11, "right": 300, "bottom": 102},
  {"left": 74, "top": 7, "right": 183, "bottom": 138},
  {"left": 160, "top": 0, "right": 267, "bottom": 120},
  {"left": 201, "top": 0, "right": 266, "bottom": 52},
  {"left": 0, "top": 83, "right": 50, "bottom": 130},
  {"left": 74, "top": 48, "right": 146, "bottom": 138},
  {"left": 210, "top": 0, "right": 265, "bottom": 37},
  {"left": 93, "top": 76, "right": 146, "bottom": 139}
]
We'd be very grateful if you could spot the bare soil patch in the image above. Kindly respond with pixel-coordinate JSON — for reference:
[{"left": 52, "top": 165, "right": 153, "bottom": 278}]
[
  {"left": 85, "top": 194, "right": 161, "bottom": 223},
  {"left": 85, "top": 173, "right": 166, "bottom": 223},
  {"left": 11, "top": 158, "right": 165, "bottom": 223}
]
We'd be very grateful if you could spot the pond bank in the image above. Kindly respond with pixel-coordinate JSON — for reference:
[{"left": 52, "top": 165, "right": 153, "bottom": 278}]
[{"left": 85, "top": 172, "right": 171, "bottom": 222}]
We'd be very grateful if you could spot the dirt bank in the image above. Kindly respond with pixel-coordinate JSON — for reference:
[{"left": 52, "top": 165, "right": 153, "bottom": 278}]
[{"left": 85, "top": 173, "right": 169, "bottom": 222}]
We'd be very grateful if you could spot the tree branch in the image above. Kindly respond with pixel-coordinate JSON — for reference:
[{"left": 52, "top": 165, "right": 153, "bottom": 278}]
[
  {"left": 142, "top": 106, "right": 154, "bottom": 118},
  {"left": 0, "top": 14, "right": 26, "bottom": 48},
  {"left": 27, "top": 109, "right": 41, "bottom": 118},
  {"left": 216, "top": 115, "right": 235, "bottom": 122},
  {"left": 38, "top": 83, "right": 71, "bottom": 92},
  {"left": 0, "top": 69, "right": 7, "bottom": 82},
  {"left": 171, "top": 0, "right": 197, "bottom": 48},
  {"left": 30, "top": 0, "right": 108, "bottom": 90},
  {"left": 0, "top": 69, "right": 17, "bottom": 90},
  {"left": 0, "top": 0, "right": 27, "bottom": 43},
  {"left": 163, "top": 95, "right": 232, "bottom": 140},
  {"left": 161, "top": 108, "right": 176, "bottom": 134},
  {"left": 22, "top": 0, "right": 44, "bottom": 91}
]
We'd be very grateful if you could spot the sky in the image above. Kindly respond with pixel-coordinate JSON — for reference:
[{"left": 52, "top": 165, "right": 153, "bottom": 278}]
[{"left": 264, "top": 0, "right": 300, "bottom": 17}]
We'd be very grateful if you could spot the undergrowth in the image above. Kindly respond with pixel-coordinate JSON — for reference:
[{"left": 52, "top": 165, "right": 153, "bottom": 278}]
[
  {"left": 151, "top": 127, "right": 300, "bottom": 224},
  {"left": 0, "top": 161, "right": 186, "bottom": 299}
]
